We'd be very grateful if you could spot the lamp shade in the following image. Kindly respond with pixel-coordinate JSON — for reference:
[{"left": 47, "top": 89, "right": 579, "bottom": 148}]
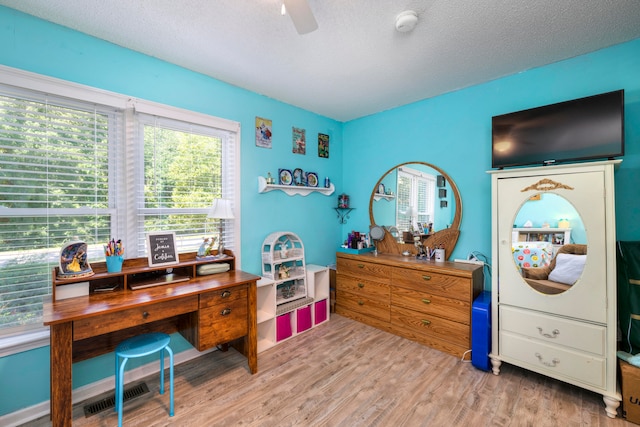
[{"left": 207, "top": 199, "right": 235, "bottom": 219}]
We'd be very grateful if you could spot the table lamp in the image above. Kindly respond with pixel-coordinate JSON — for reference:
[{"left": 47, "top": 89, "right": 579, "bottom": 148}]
[{"left": 207, "top": 199, "right": 234, "bottom": 257}]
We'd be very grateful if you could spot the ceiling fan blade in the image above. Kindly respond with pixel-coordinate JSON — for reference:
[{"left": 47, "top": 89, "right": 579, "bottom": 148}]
[{"left": 283, "top": 0, "right": 318, "bottom": 34}]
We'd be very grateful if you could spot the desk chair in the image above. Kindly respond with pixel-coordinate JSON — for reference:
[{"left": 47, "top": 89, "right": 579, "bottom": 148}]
[{"left": 115, "top": 332, "right": 174, "bottom": 426}]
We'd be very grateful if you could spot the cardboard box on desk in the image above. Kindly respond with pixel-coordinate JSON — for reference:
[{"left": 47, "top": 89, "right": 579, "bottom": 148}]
[{"left": 620, "top": 359, "right": 640, "bottom": 423}]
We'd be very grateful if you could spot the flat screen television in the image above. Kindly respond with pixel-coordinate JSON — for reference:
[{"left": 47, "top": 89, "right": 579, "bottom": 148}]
[{"left": 491, "top": 90, "right": 624, "bottom": 169}]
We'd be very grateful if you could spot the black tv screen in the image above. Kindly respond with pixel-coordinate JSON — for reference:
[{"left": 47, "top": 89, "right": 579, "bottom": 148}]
[{"left": 491, "top": 90, "right": 624, "bottom": 168}]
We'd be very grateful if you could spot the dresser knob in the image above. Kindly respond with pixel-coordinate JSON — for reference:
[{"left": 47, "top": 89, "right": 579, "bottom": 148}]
[
  {"left": 221, "top": 291, "right": 232, "bottom": 298},
  {"left": 358, "top": 283, "right": 365, "bottom": 288},
  {"left": 358, "top": 300, "right": 364, "bottom": 306},
  {"left": 220, "top": 308, "right": 231, "bottom": 316},
  {"left": 535, "top": 352, "right": 560, "bottom": 367},
  {"left": 422, "top": 298, "right": 431, "bottom": 304},
  {"left": 357, "top": 264, "right": 365, "bottom": 268},
  {"left": 422, "top": 275, "right": 431, "bottom": 281},
  {"left": 421, "top": 319, "right": 431, "bottom": 326},
  {"left": 142, "top": 311, "right": 149, "bottom": 319},
  {"left": 537, "top": 327, "right": 559, "bottom": 338}
]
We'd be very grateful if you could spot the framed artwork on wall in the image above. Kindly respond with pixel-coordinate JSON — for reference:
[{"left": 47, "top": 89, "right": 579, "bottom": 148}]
[
  {"left": 318, "top": 133, "right": 329, "bottom": 158},
  {"left": 255, "top": 117, "right": 272, "bottom": 148},
  {"left": 292, "top": 127, "right": 306, "bottom": 154}
]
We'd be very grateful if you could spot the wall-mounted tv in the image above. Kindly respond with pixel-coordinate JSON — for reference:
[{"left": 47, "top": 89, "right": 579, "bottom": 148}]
[{"left": 491, "top": 90, "right": 624, "bottom": 169}]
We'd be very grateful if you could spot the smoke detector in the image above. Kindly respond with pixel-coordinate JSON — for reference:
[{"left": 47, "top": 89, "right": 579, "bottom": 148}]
[{"left": 395, "top": 10, "right": 418, "bottom": 33}]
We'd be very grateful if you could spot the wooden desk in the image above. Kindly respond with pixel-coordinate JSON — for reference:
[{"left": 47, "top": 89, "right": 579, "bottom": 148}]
[{"left": 43, "top": 269, "right": 259, "bottom": 427}]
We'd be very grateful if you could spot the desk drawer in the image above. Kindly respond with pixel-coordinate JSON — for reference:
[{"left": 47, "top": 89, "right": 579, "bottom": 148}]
[
  {"left": 200, "top": 286, "right": 247, "bottom": 309},
  {"left": 73, "top": 296, "right": 198, "bottom": 341},
  {"left": 392, "top": 267, "right": 470, "bottom": 300},
  {"left": 198, "top": 288, "right": 248, "bottom": 350}
]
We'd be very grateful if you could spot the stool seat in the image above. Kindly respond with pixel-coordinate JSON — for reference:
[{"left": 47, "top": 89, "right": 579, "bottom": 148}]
[
  {"left": 116, "top": 333, "right": 171, "bottom": 358},
  {"left": 115, "top": 332, "right": 174, "bottom": 426}
]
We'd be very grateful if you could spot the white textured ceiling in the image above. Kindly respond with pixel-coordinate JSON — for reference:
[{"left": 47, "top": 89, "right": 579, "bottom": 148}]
[{"left": 2, "top": 0, "right": 640, "bottom": 121}]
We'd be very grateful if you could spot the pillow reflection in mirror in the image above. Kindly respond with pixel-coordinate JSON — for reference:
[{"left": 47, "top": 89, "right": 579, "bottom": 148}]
[{"left": 548, "top": 253, "right": 587, "bottom": 285}]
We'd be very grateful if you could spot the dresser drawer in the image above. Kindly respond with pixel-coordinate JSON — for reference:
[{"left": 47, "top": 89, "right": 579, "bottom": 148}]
[
  {"left": 336, "top": 289, "right": 390, "bottom": 322},
  {"left": 336, "top": 274, "right": 390, "bottom": 302},
  {"left": 198, "top": 290, "right": 248, "bottom": 350},
  {"left": 200, "top": 285, "right": 247, "bottom": 309},
  {"left": 500, "top": 305, "right": 605, "bottom": 355},
  {"left": 73, "top": 296, "right": 199, "bottom": 341},
  {"left": 391, "top": 305, "right": 469, "bottom": 348},
  {"left": 392, "top": 267, "right": 471, "bottom": 301},
  {"left": 392, "top": 286, "right": 470, "bottom": 324},
  {"left": 500, "top": 331, "right": 606, "bottom": 389},
  {"left": 337, "top": 258, "right": 391, "bottom": 281}
]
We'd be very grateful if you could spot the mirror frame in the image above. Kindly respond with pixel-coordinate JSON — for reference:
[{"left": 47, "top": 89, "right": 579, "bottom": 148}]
[{"left": 369, "top": 162, "right": 462, "bottom": 259}]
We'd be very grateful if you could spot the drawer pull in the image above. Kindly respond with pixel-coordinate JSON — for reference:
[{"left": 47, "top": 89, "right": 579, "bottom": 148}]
[
  {"left": 421, "top": 319, "right": 431, "bottom": 326},
  {"left": 537, "top": 327, "right": 560, "bottom": 339},
  {"left": 422, "top": 275, "right": 431, "bottom": 281},
  {"left": 535, "top": 352, "right": 560, "bottom": 368},
  {"left": 358, "top": 300, "right": 364, "bottom": 306},
  {"left": 221, "top": 291, "right": 232, "bottom": 298},
  {"left": 142, "top": 311, "right": 149, "bottom": 319},
  {"left": 220, "top": 308, "right": 232, "bottom": 316},
  {"left": 357, "top": 264, "right": 365, "bottom": 268},
  {"left": 421, "top": 298, "right": 431, "bottom": 304},
  {"left": 358, "top": 283, "right": 365, "bottom": 288}
]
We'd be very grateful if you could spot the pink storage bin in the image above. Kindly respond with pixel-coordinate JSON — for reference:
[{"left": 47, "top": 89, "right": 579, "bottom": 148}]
[
  {"left": 276, "top": 313, "right": 292, "bottom": 341},
  {"left": 314, "top": 299, "right": 328, "bottom": 324},
  {"left": 296, "top": 305, "right": 312, "bottom": 333}
]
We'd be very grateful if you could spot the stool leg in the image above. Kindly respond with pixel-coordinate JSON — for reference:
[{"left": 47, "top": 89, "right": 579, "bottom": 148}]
[
  {"left": 114, "top": 354, "right": 119, "bottom": 413},
  {"left": 159, "top": 348, "right": 165, "bottom": 395},
  {"left": 117, "top": 357, "right": 128, "bottom": 427},
  {"left": 166, "top": 345, "right": 174, "bottom": 417}
]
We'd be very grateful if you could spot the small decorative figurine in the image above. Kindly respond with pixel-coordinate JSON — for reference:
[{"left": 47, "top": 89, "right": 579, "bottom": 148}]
[{"left": 59, "top": 237, "right": 94, "bottom": 279}]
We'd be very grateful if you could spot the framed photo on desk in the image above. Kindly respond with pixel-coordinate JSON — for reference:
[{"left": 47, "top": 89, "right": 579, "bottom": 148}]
[{"left": 147, "top": 232, "right": 179, "bottom": 266}]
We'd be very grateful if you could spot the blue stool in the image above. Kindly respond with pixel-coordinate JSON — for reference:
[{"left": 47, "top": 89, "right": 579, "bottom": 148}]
[{"left": 115, "top": 332, "right": 174, "bottom": 427}]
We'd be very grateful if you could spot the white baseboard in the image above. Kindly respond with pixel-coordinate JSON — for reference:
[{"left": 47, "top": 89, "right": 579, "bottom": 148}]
[{"left": 0, "top": 347, "right": 214, "bottom": 427}]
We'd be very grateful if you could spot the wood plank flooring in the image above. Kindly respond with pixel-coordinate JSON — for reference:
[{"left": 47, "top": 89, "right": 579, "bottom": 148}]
[{"left": 23, "top": 314, "right": 635, "bottom": 426}]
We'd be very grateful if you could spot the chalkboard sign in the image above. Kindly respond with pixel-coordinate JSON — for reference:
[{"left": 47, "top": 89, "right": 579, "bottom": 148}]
[{"left": 146, "top": 232, "right": 179, "bottom": 266}]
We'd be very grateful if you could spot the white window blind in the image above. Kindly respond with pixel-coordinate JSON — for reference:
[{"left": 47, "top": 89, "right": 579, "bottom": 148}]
[
  {"left": 0, "top": 86, "right": 122, "bottom": 333},
  {"left": 396, "top": 167, "right": 435, "bottom": 232},
  {"left": 133, "top": 112, "right": 237, "bottom": 256}
]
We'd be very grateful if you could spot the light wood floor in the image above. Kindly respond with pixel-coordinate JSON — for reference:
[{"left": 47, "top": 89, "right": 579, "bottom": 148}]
[{"left": 24, "top": 314, "right": 634, "bottom": 426}]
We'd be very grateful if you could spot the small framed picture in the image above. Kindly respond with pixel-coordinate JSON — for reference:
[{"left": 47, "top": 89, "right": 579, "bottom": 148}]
[
  {"left": 440, "top": 200, "right": 448, "bottom": 208},
  {"left": 439, "top": 188, "right": 447, "bottom": 198},
  {"left": 146, "top": 232, "right": 179, "bottom": 267}
]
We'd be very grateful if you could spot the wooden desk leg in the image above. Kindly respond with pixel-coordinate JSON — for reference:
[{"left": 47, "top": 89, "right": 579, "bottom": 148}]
[
  {"left": 50, "top": 322, "right": 73, "bottom": 427},
  {"left": 247, "top": 282, "right": 258, "bottom": 374}
]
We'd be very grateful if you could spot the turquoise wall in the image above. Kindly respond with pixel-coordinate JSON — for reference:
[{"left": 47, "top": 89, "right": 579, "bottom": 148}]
[{"left": 1, "top": 4, "right": 639, "bottom": 418}]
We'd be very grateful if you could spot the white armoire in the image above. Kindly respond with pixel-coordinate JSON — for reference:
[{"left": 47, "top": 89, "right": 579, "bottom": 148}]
[{"left": 489, "top": 160, "right": 621, "bottom": 417}]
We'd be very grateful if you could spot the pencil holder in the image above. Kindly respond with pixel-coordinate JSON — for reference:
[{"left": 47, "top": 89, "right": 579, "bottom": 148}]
[{"left": 106, "top": 255, "right": 124, "bottom": 273}]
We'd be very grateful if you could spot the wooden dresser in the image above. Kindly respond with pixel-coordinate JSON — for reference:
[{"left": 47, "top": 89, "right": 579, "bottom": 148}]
[{"left": 336, "top": 252, "right": 483, "bottom": 358}]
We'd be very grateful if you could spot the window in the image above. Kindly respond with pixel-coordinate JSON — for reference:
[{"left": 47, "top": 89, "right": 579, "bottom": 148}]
[
  {"left": 396, "top": 167, "right": 435, "bottom": 232},
  {"left": 134, "top": 113, "right": 237, "bottom": 255},
  {"left": 0, "top": 87, "right": 121, "bottom": 333},
  {"left": 0, "top": 68, "right": 240, "bottom": 343}
]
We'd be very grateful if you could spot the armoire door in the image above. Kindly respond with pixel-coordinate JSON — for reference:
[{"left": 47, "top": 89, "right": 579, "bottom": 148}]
[{"left": 496, "top": 168, "right": 607, "bottom": 323}]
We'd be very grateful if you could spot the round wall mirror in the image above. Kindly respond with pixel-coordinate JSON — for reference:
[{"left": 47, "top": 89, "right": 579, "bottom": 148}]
[
  {"left": 369, "top": 162, "right": 461, "bottom": 259},
  {"left": 512, "top": 192, "right": 587, "bottom": 295}
]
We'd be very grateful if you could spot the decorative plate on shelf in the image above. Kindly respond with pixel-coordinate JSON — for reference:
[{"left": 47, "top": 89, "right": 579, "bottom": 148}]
[
  {"left": 279, "top": 169, "right": 292, "bottom": 185},
  {"left": 306, "top": 172, "right": 318, "bottom": 187}
]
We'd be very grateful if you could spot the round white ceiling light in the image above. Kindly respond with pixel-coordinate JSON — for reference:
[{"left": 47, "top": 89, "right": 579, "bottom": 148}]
[{"left": 395, "top": 10, "right": 418, "bottom": 33}]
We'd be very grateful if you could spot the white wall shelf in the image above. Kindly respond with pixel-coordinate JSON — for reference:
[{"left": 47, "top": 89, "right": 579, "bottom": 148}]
[
  {"left": 373, "top": 193, "right": 395, "bottom": 202},
  {"left": 258, "top": 176, "right": 335, "bottom": 196}
]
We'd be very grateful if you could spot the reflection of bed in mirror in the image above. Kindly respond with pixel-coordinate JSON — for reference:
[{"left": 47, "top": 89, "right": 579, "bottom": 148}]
[{"left": 369, "top": 162, "right": 461, "bottom": 259}]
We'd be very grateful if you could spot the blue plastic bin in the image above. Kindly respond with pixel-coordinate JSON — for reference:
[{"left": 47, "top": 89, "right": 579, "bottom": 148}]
[{"left": 471, "top": 291, "right": 491, "bottom": 371}]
